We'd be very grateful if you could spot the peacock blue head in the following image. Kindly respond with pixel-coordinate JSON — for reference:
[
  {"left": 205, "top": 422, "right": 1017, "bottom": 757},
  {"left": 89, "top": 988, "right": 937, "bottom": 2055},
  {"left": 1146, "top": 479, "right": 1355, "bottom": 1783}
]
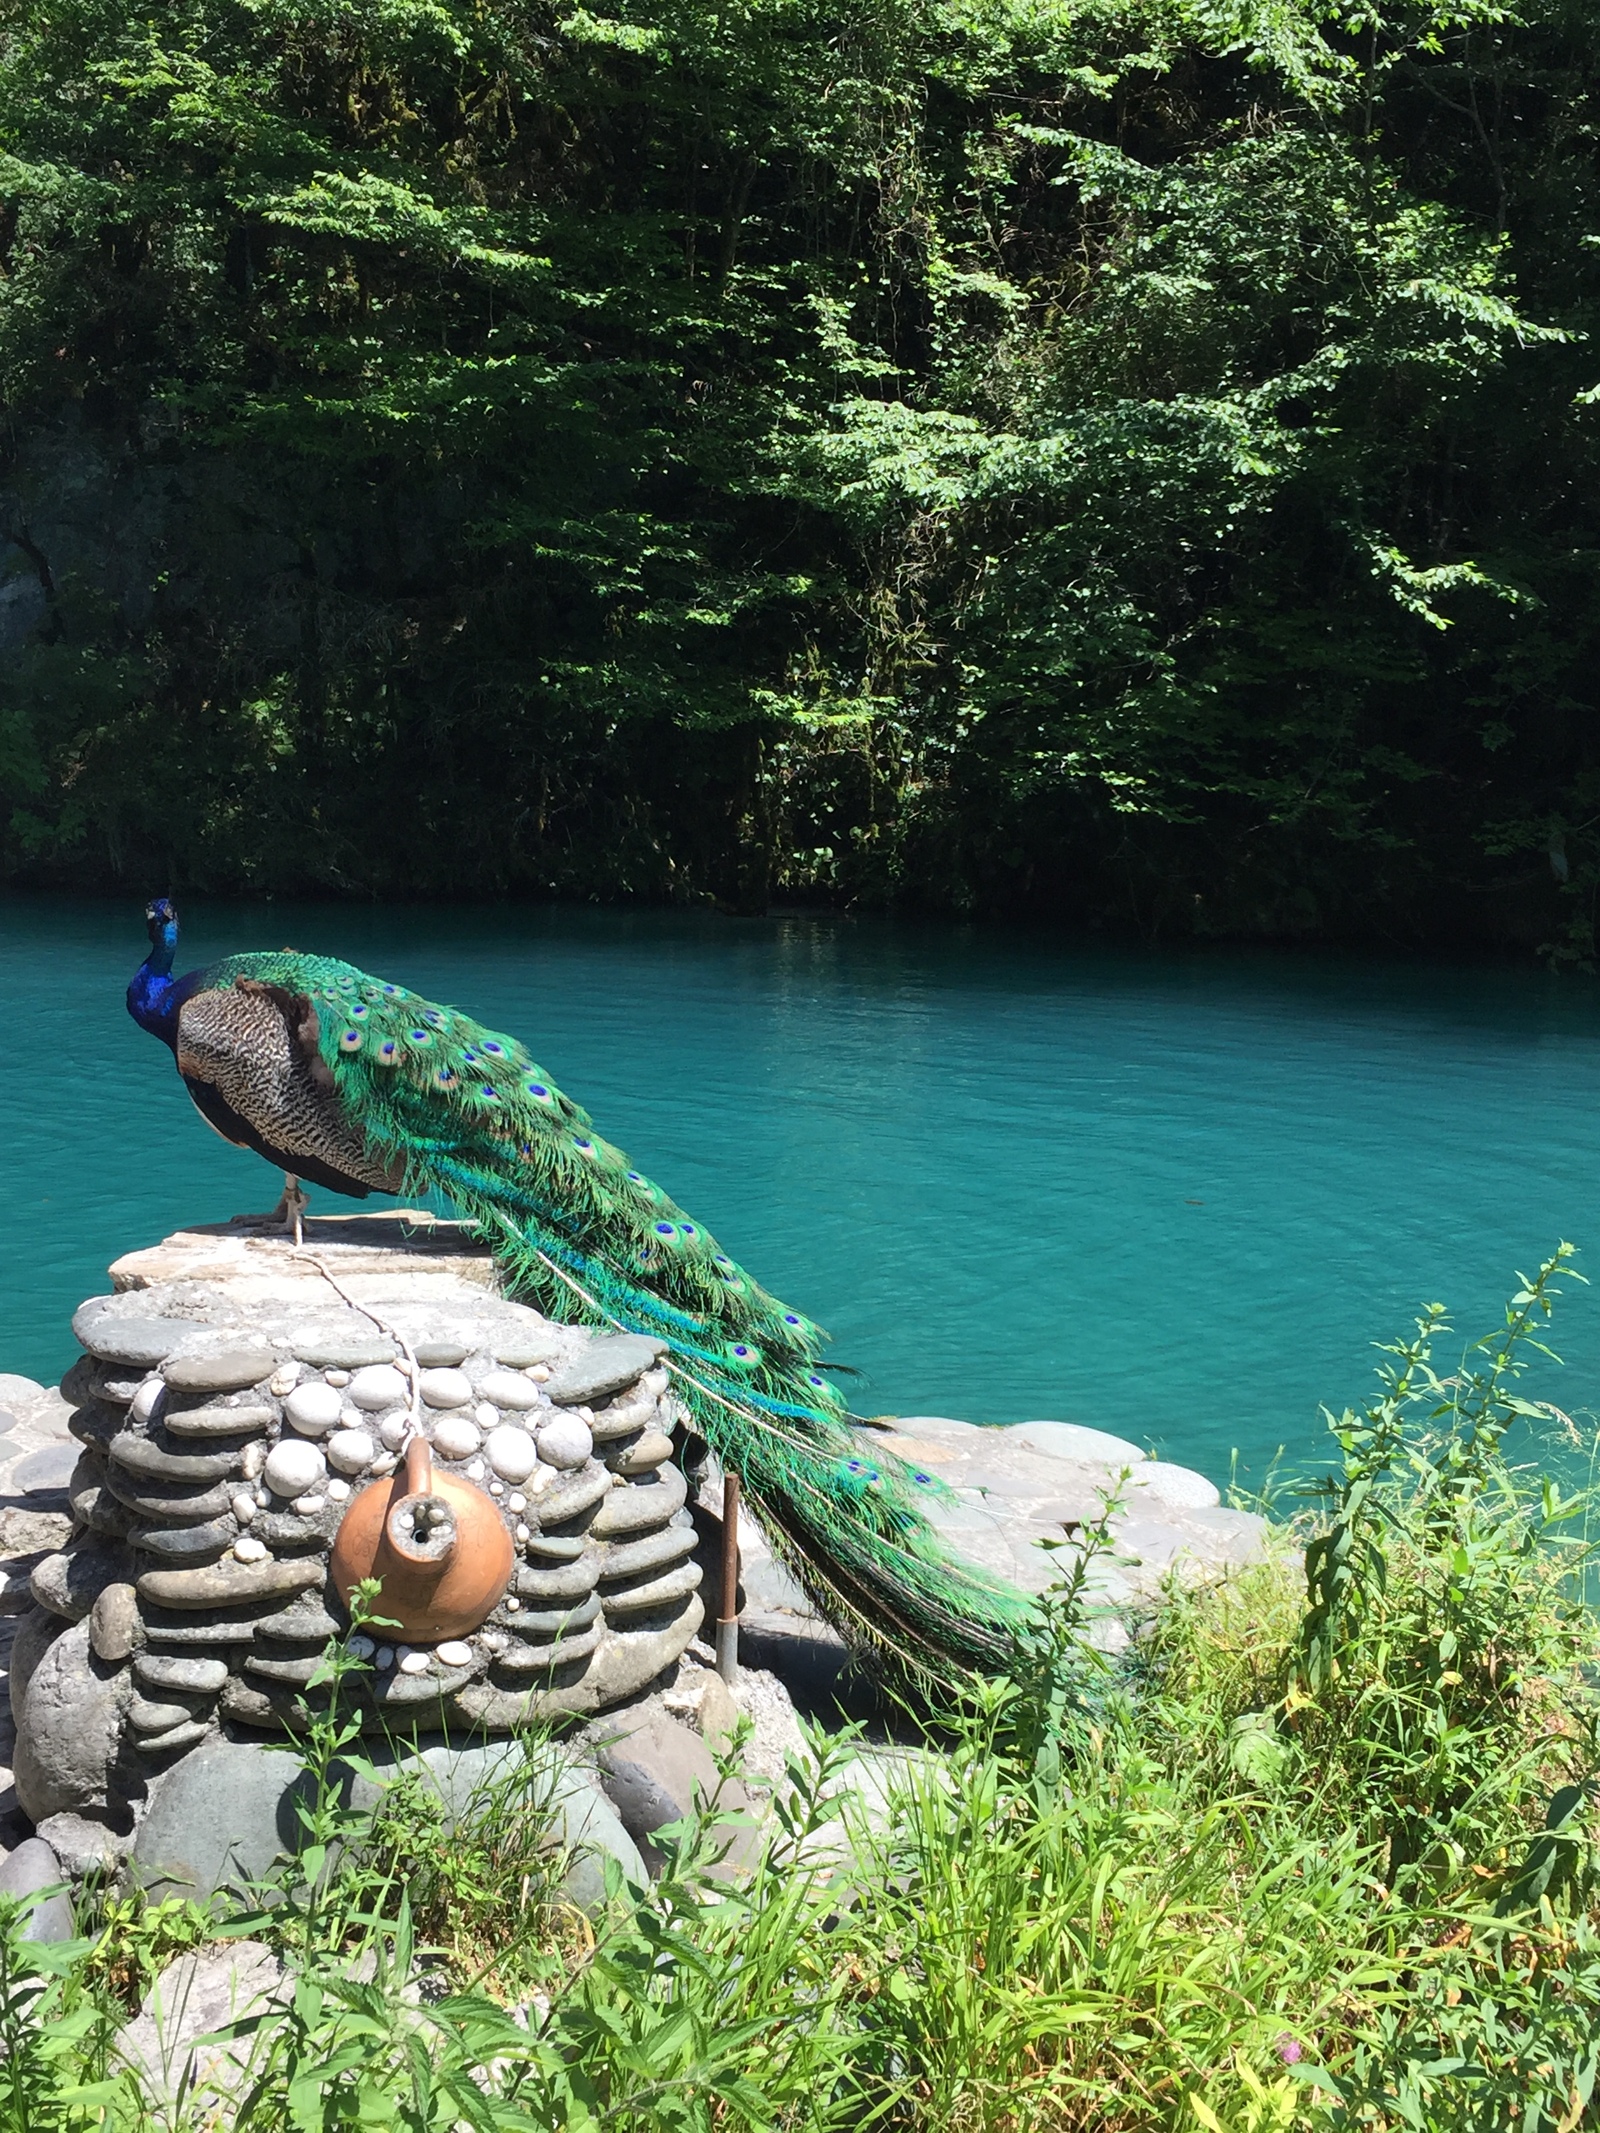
[
  {"left": 145, "top": 896, "right": 179, "bottom": 969},
  {"left": 129, "top": 896, "right": 184, "bottom": 1044}
]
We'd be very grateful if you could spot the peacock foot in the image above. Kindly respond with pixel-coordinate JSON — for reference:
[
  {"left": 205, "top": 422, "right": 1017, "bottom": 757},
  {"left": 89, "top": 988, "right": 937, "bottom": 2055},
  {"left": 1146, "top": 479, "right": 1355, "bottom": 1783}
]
[{"left": 230, "top": 1174, "right": 310, "bottom": 1245}]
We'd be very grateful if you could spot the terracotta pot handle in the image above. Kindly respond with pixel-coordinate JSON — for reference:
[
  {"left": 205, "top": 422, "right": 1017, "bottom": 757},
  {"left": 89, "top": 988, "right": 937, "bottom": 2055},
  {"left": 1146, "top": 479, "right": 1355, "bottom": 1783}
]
[{"left": 404, "top": 1434, "right": 433, "bottom": 1498}]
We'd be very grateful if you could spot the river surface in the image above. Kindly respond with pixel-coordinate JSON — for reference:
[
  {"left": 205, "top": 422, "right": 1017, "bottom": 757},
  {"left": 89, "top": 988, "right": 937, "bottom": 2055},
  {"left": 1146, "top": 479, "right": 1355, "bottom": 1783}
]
[{"left": 3, "top": 895, "right": 1598, "bottom": 1493}]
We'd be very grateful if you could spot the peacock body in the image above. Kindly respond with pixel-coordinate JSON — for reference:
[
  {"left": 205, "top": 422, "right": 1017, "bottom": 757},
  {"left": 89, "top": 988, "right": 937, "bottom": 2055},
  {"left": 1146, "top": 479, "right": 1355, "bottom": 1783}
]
[{"left": 128, "top": 900, "right": 1032, "bottom": 1677}]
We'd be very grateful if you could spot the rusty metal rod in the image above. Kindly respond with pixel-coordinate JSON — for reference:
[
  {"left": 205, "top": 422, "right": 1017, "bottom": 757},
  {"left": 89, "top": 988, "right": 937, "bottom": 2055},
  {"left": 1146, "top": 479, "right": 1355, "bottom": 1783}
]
[{"left": 715, "top": 1469, "right": 741, "bottom": 1684}]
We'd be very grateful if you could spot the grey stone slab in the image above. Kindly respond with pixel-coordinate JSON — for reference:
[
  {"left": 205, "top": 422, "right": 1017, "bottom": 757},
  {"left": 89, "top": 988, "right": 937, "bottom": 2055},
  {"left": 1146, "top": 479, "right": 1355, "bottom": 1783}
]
[
  {"left": 0, "top": 1836, "right": 74, "bottom": 1941},
  {"left": 164, "top": 1350, "right": 278, "bottom": 1394},
  {"left": 84, "top": 1319, "right": 213, "bottom": 1368},
  {"left": 546, "top": 1335, "right": 666, "bottom": 1408},
  {"left": 1010, "top": 1421, "right": 1149, "bottom": 1466},
  {"left": 13, "top": 1619, "right": 129, "bottom": 1820},
  {"left": 591, "top": 1708, "right": 757, "bottom": 1878},
  {"left": 11, "top": 1444, "right": 81, "bottom": 1495},
  {"left": 132, "top": 1733, "right": 644, "bottom": 1907},
  {"left": 114, "top": 1940, "right": 287, "bottom": 2106}
]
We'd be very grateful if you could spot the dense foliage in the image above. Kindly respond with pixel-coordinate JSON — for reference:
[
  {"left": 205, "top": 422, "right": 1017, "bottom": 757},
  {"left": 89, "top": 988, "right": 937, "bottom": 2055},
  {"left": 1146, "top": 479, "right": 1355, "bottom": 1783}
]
[{"left": 3, "top": 0, "right": 1600, "bottom": 942}]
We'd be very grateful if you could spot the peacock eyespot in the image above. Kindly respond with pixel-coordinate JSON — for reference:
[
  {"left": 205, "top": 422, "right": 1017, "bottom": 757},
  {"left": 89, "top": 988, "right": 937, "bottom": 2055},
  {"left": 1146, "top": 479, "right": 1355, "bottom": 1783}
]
[
  {"left": 405, "top": 1028, "right": 433, "bottom": 1050},
  {"left": 349, "top": 1003, "right": 369, "bottom": 1020},
  {"left": 434, "top": 1066, "right": 456, "bottom": 1087},
  {"left": 376, "top": 1040, "right": 399, "bottom": 1065},
  {"left": 480, "top": 1083, "right": 500, "bottom": 1102},
  {"left": 526, "top": 1080, "right": 553, "bottom": 1102},
  {"left": 654, "top": 1221, "right": 678, "bottom": 1239},
  {"left": 783, "top": 1313, "right": 802, "bottom": 1327},
  {"left": 680, "top": 1221, "right": 698, "bottom": 1239},
  {"left": 483, "top": 1041, "right": 505, "bottom": 1056},
  {"left": 339, "top": 1029, "right": 363, "bottom": 1052}
]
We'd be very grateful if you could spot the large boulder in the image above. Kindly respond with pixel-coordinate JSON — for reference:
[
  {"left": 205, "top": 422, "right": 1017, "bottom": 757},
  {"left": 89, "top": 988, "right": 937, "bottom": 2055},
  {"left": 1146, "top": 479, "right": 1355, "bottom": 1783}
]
[
  {"left": 13, "top": 1619, "right": 129, "bottom": 1821},
  {"left": 132, "top": 1731, "right": 645, "bottom": 1909}
]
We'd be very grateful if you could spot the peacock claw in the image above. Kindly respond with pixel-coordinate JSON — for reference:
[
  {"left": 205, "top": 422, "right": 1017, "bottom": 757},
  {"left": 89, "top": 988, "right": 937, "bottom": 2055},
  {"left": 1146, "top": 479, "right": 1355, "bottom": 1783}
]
[{"left": 231, "top": 1174, "right": 309, "bottom": 1243}]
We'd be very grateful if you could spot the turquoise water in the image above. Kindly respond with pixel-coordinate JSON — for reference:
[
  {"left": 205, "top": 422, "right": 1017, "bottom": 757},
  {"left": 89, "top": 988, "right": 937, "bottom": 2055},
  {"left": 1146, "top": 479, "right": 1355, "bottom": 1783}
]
[{"left": 3, "top": 895, "right": 1599, "bottom": 1491}]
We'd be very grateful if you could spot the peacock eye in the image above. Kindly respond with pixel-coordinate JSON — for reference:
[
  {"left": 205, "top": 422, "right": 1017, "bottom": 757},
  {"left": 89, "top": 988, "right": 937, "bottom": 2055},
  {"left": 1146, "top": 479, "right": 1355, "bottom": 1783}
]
[
  {"left": 434, "top": 1066, "right": 456, "bottom": 1087},
  {"left": 339, "top": 1029, "right": 362, "bottom": 1052},
  {"left": 376, "top": 1040, "right": 399, "bottom": 1065},
  {"left": 525, "top": 1079, "right": 553, "bottom": 1103},
  {"left": 480, "top": 1083, "right": 499, "bottom": 1102},
  {"left": 654, "top": 1221, "right": 678, "bottom": 1239},
  {"left": 349, "top": 1003, "right": 368, "bottom": 1020},
  {"left": 680, "top": 1221, "right": 698, "bottom": 1239},
  {"left": 483, "top": 1041, "right": 505, "bottom": 1056}
]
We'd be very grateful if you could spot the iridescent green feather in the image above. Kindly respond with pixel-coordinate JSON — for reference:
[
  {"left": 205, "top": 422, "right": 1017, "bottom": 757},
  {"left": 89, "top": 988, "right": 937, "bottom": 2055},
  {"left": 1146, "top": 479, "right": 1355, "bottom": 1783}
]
[{"left": 203, "top": 949, "right": 1034, "bottom": 1676}]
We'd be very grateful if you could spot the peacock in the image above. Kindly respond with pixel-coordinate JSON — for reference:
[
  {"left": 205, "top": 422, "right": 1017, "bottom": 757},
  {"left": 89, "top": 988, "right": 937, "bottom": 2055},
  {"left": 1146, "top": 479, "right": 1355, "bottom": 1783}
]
[{"left": 127, "top": 898, "right": 1033, "bottom": 1679}]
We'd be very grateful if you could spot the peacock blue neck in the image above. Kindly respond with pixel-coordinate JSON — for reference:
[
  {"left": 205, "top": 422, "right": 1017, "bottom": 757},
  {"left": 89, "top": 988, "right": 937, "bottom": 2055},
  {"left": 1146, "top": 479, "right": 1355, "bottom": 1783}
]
[{"left": 127, "top": 911, "right": 186, "bottom": 1049}]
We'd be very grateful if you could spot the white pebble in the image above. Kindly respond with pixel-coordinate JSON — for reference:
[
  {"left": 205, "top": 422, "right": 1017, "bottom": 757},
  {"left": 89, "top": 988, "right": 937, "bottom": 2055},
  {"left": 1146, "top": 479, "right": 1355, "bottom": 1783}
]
[
  {"left": 370, "top": 1452, "right": 399, "bottom": 1476},
  {"left": 233, "top": 1535, "right": 268, "bottom": 1563},
  {"left": 324, "top": 1368, "right": 351, "bottom": 1388},
  {"left": 264, "top": 1439, "right": 326, "bottom": 1497},
  {"left": 507, "top": 1493, "right": 526, "bottom": 1514},
  {"left": 378, "top": 1411, "right": 409, "bottom": 1450},
  {"left": 536, "top": 1414, "right": 593, "bottom": 1470},
  {"left": 327, "top": 1427, "right": 376, "bottom": 1475},
  {"left": 642, "top": 1368, "right": 670, "bottom": 1396},
  {"left": 398, "top": 1650, "right": 432, "bottom": 1675},
  {"left": 486, "top": 1425, "right": 540, "bottom": 1484},
  {"left": 505, "top": 1596, "right": 521, "bottom": 1612},
  {"left": 526, "top": 1365, "right": 551, "bottom": 1383},
  {"left": 418, "top": 1367, "right": 473, "bottom": 1409},
  {"left": 241, "top": 1441, "right": 266, "bottom": 1479},
  {"left": 466, "top": 1459, "right": 485, "bottom": 1480},
  {"left": 515, "top": 1523, "right": 530, "bottom": 1542},
  {"left": 436, "top": 1640, "right": 473, "bottom": 1668},
  {"left": 490, "top": 1480, "right": 504, "bottom": 1496},
  {"left": 481, "top": 1369, "right": 541, "bottom": 1412},
  {"left": 479, "top": 1628, "right": 508, "bottom": 1652},
  {"left": 131, "top": 1377, "right": 165, "bottom": 1423},
  {"left": 269, "top": 1365, "right": 300, "bottom": 1397},
  {"left": 349, "top": 1364, "right": 409, "bottom": 1412},
  {"left": 524, "top": 1461, "right": 559, "bottom": 1495},
  {"left": 474, "top": 1401, "right": 499, "bottom": 1430},
  {"left": 293, "top": 1492, "right": 325, "bottom": 1514},
  {"left": 285, "top": 1381, "right": 344, "bottom": 1435},
  {"left": 431, "top": 1415, "right": 480, "bottom": 1461},
  {"left": 375, "top": 1646, "right": 395, "bottom": 1670},
  {"left": 327, "top": 1478, "right": 350, "bottom": 1501},
  {"left": 231, "top": 1491, "right": 257, "bottom": 1525}
]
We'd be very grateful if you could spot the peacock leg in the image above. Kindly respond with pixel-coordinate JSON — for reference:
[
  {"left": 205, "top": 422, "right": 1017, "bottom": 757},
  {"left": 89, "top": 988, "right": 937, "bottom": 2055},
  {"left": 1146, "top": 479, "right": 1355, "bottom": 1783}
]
[
  {"left": 230, "top": 1173, "right": 309, "bottom": 1241},
  {"left": 280, "top": 1174, "right": 309, "bottom": 1246}
]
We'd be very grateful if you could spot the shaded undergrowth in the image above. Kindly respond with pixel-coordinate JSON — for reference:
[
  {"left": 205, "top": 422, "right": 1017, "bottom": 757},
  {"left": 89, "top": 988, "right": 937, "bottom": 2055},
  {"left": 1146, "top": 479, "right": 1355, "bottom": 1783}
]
[{"left": 10, "top": 1247, "right": 1600, "bottom": 2130}]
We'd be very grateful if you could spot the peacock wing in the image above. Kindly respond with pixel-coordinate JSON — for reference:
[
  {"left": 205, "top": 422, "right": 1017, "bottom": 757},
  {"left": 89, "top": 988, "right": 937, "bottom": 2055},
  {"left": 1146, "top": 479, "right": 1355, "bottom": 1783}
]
[{"left": 175, "top": 978, "right": 405, "bottom": 1199}]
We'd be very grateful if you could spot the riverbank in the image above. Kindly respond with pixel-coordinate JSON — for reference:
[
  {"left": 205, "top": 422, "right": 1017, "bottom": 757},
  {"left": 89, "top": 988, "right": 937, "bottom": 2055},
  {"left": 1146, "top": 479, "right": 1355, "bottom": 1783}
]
[{"left": 0, "top": 1250, "right": 1595, "bottom": 2128}]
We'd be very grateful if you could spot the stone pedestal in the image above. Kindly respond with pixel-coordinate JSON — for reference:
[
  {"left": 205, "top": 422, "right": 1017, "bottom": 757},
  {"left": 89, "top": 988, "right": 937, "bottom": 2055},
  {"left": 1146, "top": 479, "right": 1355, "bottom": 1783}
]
[{"left": 9, "top": 1216, "right": 704, "bottom": 1824}]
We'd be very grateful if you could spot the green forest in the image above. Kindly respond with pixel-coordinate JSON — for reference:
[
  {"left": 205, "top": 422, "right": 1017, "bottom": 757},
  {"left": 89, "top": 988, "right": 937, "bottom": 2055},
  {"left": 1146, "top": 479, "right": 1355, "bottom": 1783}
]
[{"left": 2, "top": 0, "right": 1599, "bottom": 947}]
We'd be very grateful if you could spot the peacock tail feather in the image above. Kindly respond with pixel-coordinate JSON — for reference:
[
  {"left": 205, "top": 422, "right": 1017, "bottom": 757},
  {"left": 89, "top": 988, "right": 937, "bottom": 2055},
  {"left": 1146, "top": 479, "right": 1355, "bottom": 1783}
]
[{"left": 193, "top": 948, "right": 1036, "bottom": 1677}]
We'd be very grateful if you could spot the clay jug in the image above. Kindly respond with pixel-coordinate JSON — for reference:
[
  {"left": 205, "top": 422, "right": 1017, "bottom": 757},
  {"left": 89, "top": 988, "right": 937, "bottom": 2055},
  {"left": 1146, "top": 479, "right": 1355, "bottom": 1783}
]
[{"left": 330, "top": 1435, "right": 514, "bottom": 1641}]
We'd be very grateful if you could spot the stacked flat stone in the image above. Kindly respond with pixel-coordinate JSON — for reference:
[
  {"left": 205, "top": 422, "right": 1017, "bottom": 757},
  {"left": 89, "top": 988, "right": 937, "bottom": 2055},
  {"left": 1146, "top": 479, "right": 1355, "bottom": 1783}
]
[{"left": 13, "top": 1219, "right": 704, "bottom": 1810}]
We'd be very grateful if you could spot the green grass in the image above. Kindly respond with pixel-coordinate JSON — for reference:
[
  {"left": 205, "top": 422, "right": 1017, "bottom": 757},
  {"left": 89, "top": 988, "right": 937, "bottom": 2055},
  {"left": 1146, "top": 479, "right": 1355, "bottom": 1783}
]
[{"left": 10, "top": 1245, "right": 1600, "bottom": 2131}]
